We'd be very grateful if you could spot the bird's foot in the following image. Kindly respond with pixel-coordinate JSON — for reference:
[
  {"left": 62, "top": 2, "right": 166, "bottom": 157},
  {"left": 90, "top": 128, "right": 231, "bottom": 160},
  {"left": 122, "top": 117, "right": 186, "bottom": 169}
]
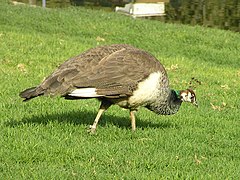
[{"left": 87, "top": 125, "right": 96, "bottom": 134}]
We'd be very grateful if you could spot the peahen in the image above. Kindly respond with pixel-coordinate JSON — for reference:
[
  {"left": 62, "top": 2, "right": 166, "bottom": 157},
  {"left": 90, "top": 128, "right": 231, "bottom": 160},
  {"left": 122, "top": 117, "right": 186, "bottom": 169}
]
[{"left": 20, "top": 44, "right": 198, "bottom": 133}]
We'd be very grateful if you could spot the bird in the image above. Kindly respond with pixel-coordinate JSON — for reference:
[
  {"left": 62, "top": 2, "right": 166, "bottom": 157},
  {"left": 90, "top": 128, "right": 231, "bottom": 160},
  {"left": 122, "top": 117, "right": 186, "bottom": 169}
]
[{"left": 20, "top": 44, "right": 198, "bottom": 133}]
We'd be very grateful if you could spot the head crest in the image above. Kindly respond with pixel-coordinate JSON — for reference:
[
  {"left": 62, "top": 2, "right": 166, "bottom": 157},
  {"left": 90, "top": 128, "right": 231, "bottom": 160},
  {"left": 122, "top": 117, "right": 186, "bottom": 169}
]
[{"left": 189, "top": 77, "right": 201, "bottom": 89}]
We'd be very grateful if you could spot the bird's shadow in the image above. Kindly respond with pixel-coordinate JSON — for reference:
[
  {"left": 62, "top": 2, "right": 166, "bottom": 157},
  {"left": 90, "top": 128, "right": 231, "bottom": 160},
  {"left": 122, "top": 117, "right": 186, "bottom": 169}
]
[{"left": 5, "top": 109, "right": 178, "bottom": 130}]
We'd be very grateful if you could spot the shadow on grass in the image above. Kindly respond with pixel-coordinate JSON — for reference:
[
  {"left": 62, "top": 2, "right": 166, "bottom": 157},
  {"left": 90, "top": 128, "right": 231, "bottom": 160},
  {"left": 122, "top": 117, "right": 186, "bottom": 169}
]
[{"left": 5, "top": 109, "right": 178, "bottom": 130}]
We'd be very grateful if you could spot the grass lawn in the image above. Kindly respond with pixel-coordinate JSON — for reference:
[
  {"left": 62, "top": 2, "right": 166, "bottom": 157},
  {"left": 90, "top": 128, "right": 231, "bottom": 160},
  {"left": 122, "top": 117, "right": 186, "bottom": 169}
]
[{"left": 0, "top": 0, "right": 240, "bottom": 179}]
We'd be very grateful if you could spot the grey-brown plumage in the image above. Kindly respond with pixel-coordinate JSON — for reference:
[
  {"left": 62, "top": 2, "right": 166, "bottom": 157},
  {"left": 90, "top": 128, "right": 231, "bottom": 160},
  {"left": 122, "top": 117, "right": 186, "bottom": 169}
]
[{"left": 20, "top": 44, "right": 197, "bottom": 133}]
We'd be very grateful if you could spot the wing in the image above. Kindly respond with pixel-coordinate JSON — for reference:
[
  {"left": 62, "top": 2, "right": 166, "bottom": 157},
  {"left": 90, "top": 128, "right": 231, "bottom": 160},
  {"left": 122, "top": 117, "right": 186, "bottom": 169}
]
[{"left": 38, "top": 44, "right": 169, "bottom": 98}]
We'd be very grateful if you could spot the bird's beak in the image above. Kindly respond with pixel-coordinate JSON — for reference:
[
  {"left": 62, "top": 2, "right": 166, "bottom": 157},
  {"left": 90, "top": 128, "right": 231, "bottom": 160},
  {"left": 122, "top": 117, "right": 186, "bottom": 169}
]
[{"left": 193, "top": 101, "right": 198, "bottom": 108}]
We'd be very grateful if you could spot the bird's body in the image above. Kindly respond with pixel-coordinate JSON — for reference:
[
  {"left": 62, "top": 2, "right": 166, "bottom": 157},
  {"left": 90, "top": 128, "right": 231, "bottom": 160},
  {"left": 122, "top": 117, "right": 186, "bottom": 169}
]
[{"left": 20, "top": 44, "right": 197, "bottom": 132}]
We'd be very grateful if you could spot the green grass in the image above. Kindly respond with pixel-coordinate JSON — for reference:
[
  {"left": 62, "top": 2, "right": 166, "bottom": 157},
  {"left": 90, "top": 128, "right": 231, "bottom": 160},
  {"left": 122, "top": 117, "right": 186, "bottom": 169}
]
[{"left": 1, "top": 1, "right": 240, "bottom": 179}]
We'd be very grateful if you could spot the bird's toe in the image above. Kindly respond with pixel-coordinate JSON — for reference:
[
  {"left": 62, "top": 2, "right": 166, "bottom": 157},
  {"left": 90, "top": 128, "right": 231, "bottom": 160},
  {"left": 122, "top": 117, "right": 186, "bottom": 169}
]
[{"left": 87, "top": 125, "right": 96, "bottom": 134}]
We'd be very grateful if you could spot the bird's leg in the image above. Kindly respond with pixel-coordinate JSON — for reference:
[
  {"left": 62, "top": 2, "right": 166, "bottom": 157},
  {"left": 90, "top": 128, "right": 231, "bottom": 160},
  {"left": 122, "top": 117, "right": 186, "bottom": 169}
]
[
  {"left": 130, "top": 110, "right": 136, "bottom": 131},
  {"left": 89, "top": 100, "right": 111, "bottom": 134},
  {"left": 89, "top": 109, "right": 105, "bottom": 134}
]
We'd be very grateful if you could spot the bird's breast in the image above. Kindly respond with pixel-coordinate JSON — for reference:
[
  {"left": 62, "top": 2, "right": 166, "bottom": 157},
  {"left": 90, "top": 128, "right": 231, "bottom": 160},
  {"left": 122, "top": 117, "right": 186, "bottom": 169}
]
[{"left": 127, "top": 71, "right": 166, "bottom": 108}]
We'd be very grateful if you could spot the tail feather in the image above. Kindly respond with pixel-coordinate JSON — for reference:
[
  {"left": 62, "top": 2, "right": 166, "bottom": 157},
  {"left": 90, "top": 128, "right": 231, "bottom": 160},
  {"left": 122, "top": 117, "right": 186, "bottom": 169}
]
[{"left": 19, "top": 87, "right": 43, "bottom": 101}]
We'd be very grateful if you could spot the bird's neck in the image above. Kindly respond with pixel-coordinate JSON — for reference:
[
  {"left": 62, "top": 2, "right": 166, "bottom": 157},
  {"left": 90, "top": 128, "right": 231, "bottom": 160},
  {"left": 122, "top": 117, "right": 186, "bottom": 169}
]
[{"left": 146, "top": 89, "right": 182, "bottom": 115}]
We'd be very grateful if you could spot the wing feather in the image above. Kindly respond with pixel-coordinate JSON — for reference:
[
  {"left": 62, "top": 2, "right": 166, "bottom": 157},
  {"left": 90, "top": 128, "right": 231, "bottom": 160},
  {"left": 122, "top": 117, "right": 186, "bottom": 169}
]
[{"left": 37, "top": 44, "right": 168, "bottom": 98}]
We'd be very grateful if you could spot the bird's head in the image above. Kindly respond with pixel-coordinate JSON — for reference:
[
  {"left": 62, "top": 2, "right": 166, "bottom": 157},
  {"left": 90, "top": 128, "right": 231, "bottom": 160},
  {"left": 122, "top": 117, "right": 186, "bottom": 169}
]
[{"left": 175, "top": 89, "right": 198, "bottom": 107}]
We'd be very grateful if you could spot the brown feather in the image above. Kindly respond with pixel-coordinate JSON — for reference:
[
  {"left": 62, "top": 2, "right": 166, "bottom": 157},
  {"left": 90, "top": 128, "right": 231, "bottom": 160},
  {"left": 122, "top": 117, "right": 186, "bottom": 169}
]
[
  {"left": 19, "top": 44, "right": 197, "bottom": 132},
  {"left": 20, "top": 44, "right": 168, "bottom": 99}
]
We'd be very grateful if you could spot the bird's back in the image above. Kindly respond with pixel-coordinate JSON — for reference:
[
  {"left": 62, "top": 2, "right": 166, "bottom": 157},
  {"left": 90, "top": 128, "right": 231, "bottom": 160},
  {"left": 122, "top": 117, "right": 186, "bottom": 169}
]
[{"left": 20, "top": 44, "right": 169, "bottom": 102}]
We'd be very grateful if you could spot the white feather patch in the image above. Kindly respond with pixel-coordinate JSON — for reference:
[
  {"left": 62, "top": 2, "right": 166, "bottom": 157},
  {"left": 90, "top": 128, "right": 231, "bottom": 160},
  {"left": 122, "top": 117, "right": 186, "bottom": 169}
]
[
  {"left": 129, "top": 71, "right": 161, "bottom": 106},
  {"left": 68, "top": 88, "right": 102, "bottom": 97}
]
